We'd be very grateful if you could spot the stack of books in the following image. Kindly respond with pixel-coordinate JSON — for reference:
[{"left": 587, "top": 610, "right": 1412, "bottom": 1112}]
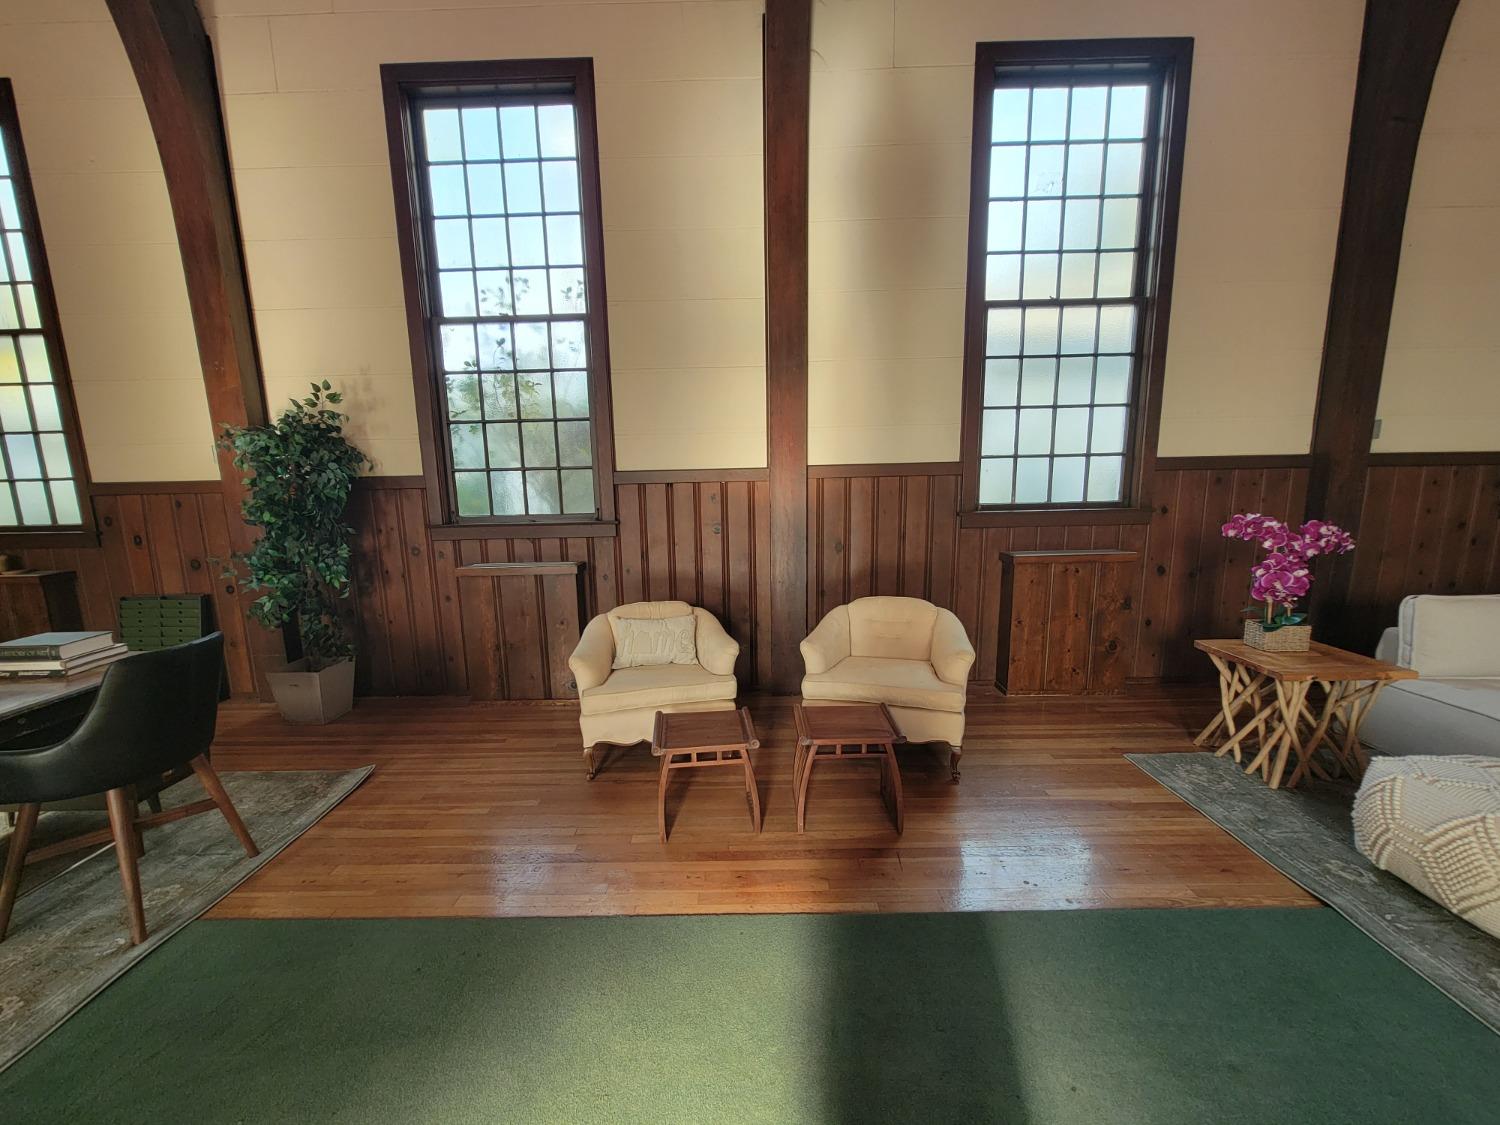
[{"left": 0, "top": 631, "right": 131, "bottom": 678}]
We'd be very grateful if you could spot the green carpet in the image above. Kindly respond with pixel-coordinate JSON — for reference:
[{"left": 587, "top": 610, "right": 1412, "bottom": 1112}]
[{"left": 2, "top": 909, "right": 1496, "bottom": 1123}]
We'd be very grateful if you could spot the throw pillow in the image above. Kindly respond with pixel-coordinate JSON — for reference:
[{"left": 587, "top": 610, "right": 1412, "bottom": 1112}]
[{"left": 610, "top": 615, "right": 698, "bottom": 669}]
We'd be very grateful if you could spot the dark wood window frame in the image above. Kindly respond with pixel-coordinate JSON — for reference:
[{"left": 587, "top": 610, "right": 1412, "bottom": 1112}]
[
  {"left": 958, "top": 38, "right": 1192, "bottom": 528},
  {"left": 0, "top": 79, "right": 98, "bottom": 548},
  {"left": 382, "top": 58, "right": 616, "bottom": 539}
]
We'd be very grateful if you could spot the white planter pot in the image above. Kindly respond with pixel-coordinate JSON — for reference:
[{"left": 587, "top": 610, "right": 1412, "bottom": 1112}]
[{"left": 266, "top": 658, "right": 355, "bottom": 724}]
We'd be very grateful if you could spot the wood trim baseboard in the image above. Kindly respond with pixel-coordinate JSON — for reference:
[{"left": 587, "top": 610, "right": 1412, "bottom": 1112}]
[
  {"left": 614, "top": 468, "right": 769, "bottom": 484},
  {"left": 1153, "top": 455, "right": 1312, "bottom": 471},
  {"left": 1367, "top": 451, "right": 1500, "bottom": 467},
  {"left": 808, "top": 462, "right": 961, "bottom": 478}
]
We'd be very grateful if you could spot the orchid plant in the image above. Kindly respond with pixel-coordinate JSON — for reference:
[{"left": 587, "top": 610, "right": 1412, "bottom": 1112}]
[{"left": 1220, "top": 514, "right": 1356, "bottom": 631}]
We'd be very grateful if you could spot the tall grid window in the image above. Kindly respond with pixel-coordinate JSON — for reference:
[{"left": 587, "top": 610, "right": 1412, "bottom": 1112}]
[
  {"left": 962, "top": 41, "right": 1190, "bottom": 512},
  {"left": 0, "top": 86, "right": 84, "bottom": 528},
  {"left": 386, "top": 60, "right": 613, "bottom": 528}
]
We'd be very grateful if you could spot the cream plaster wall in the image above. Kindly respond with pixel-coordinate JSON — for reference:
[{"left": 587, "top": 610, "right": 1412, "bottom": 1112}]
[
  {"left": 807, "top": 0, "right": 1364, "bottom": 464},
  {"left": 203, "top": 0, "right": 767, "bottom": 474},
  {"left": 0, "top": 0, "right": 217, "bottom": 481},
  {"left": 1376, "top": 1, "right": 1500, "bottom": 454}
]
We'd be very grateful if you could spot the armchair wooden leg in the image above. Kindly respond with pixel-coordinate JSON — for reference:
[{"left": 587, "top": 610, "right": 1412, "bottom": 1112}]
[
  {"left": 105, "top": 788, "right": 148, "bottom": 946},
  {"left": 0, "top": 802, "right": 40, "bottom": 942},
  {"left": 950, "top": 745, "right": 962, "bottom": 783},
  {"left": 189, "top": 755, "right": 259, "bottom": 858},
  {"left": 584, "top": 746, "right": 597, "bottom": 780}
]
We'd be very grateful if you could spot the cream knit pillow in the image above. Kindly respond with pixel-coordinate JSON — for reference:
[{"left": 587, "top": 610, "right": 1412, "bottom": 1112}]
[{"left": 610, "top": 614, "right": 698, "bottom": 669}]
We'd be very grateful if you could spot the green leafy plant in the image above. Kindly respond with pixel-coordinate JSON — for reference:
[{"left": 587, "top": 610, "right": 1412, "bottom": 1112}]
[{"left": 220, "top": 382, "right": 372, "bottom": 671}]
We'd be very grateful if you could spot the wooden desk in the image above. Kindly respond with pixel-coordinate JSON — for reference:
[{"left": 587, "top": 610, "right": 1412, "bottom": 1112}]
[
  {"left": 0, "top": 667, "right": 107, "bottom": 747},
  {"left": 1192, "top": 639, "right": 1418, "bottom": 790}
]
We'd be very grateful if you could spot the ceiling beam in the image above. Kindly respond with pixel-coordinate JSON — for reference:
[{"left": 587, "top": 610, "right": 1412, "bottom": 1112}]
[
  {"left": 763, "top": 0, "right": 811, "bottom": 693},
  {"left": 1307, "top": 0, "right": 1459, "bottom": 639}
]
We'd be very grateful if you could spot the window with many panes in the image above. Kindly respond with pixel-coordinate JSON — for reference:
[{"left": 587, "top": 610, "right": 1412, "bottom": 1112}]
[
  {"left": 384, "top": 60, "right": 613, "bottom": 529},
  {"left": 0, "top": 81, "right": 86, "bottom": 530},
  {"left": 960, "top": 41, "right": 1190, "bottom": 513}
]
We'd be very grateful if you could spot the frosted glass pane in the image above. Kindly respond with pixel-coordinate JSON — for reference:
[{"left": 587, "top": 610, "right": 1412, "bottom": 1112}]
[
  {"left": 1017, "top": 408, "right": 1052, "bottom": 455},
  {"left": 7, "top": 232, "right": 30, "bottom": 281},
  {"left": 1024, "top": 200, "right": 1062, "bottom": 251},
  {"left": 979, "top": 458, "right": 1013, "bottom": 504},
  {"left": 472, "top": 218, "right": 509, "bottom": 267},
  {"left": 518, "top": 372, "right": 553, "bottom": 418},
  {"left": 542, "top": 161, "right": 580, "bottom": 212},
  {"left": 552, "top": 321, "right": 587, "bottom": 368},
  {"left": 0, "top": 242, "right": 7, "bottom": 281},
  {"left": 49, "top": 480, "right": 80, "bottom": 525},
  {"left": 553, "top": 370, "right": 589, "bottom": 417},
  {"left": 1057, "top": 358, "right": 1094, "bottom": 405},
  {"left": 522, "top": 421, "right": 557, "bottom": 466},
  {"left": 1030, "top": 88, "right": 1069, "bottom": 141},
  {"left": 512, "top": 269, "right": 548, "bottom": 315},
  {"left": 1051, "top": 456, "right": 1086, "bottom": 503},
  {"left": 1104, "top": 143, "right": 1144, "bottom": 195},
  {"left": 0, "top": 181, "right": 18, "bottom": 228},
  {"left": 6, "top": 433, "right": 40, "bottom": 478},
  {"left": 500, "top": 107, "right": 539, "bottom": 159},
  {"left": 17, "top": 284, "right": 39, "bottom": 329},
  {"left": 466, "top": 165, "right": 505, "bottom": 215},
  {"left": 985, "top": 254, "right": 1020, "bottom": 301},
  {"left": 1060, "top": 306, "right": 1097, "bottom": 354},
  {"left": 478, "top": 324, "right": 514, "bottom": 370},
  {"left": 490, "top": 471, "right": 525, "bottom": 515},
  {"left": 446, "top": 373, "right": 481, "bottom": 421},
  {"left": 482, "top": 372, "right": 518, "bottom": 419},
  {"left": 1022, "top": 307, "right": 1060, "bottom": 354},
  {"left": 1065, "top": 144, "right": 1103, "bottom": 196},
  {"left": 1054, "top": 407, "right": 1090, "bottom": 455},
  {"left": 550, "top": 268, "right": 586, "bottom": 313},
  {"left": 476, "top": 270, "right": 512, "bottom": 316},
  {"left": 546, "top": 215, "right": 583, "bottom": 265},
  {"left": 989, "top": 146, "right": 1026, "bottom": 198},
  {"left": 428, "top": 165, "right": 467, "bottom": 216},
  {"left": 1098, "top": 306, "right": 1137, "bottom": 353},
  {"left": 1027, "top": 145, "right": 1065, "bottom": 197},
  {"left": 525, "top": 469, "right": 561, "bottom": 514},
  {"left": 455, "top": 472, "right": 490, "bottom": 516},
  {"left": 1062, "top": 199, "right": 1100, "bottom": 250},
  {"left": 450, "top": 422, "right": 485, "bottom": 469},
  {"left": 986, "top": 309, "right": 1022, "bottom": 357},
  {"left": 433, "top": 219, "right": 472, "bottom": 268},
  {"left": 982, "top": 409, "right": 1016, "bottom": 456},
  {"left": 485, "top": 423, "right": 522, "bottom": 468},
  {"left": 987, "top": 201, "right": 1023, "bottom": 251},
  {"left": 508, "top": 217, "right": 546, "bottom": 266},
  {"left": 0, "top": 487, "right": 13, "bottom": 525},
  {"left": 1097, "top": 252, "right": 1135, "bottom": 298},
  {"left": 1108, "top": 85, "right": 1149, "bottom": 139},
  {"left": 1095, "top": 356, "right": 1131, "bottom": 403},
  {"left": 983, "top": 359, "right": 1019, "bottom": 406},
  {"left": 992, "top": 89, "right": 1030, "bottom": 143},
  {"left": 537, "top": 105, "right": 578, "bottom": 158},
  {"left": 503, "top": 162, "right": 542, "bottom": 213},
  {"left": 515, "top": 323, "right": 549, "bottom": 368},
  {"left": 439, "top": 325, "right": 475, "bottom": 373},
  {"left": 561, "top": 469, "right": 594, "bottom": 514},
  {"left": 460, "top": 107, "right": 500, "bottom": 160},
  {"left": 438, "top": 271, "right": 475, "bottom": 316},
  {"left": 1091, "top": 406, "right": 1128, "bottom": 453},
  {"left": 558, "top": 420, "right": 592, "bottom": 466},
  {"left": 1069, "top": 87, "right": 1108, "bottom": 140},
  {"left": 423, "top": 109, "right": 462, "bottom": 162},
  {"left": 1087, "top": 456, "right": 1123, "bottom": 502},
  {"left": 0, "top": 288, "right": 18, "bottom": 331},
  {"left": 16, "top": 479, "right": 48, "bottom": 524},
  {"left": 19, "top": 336, "right": 48, "bottom": 382},
  {"left": 1015, "top": 458, "right": 1050, "bottom": 504},
  {"left": 0, "top": 338, "right": 17, "bottom": 382},
  {"left": 28, "top": 383, "right": 60, "bottom": 430},
  {"left": 1021, "top": 253, "right": 1058, "bottom": 300},
  {"left": 0, "top": 385, "right": 27, "bottom": 430},
  {"left": 1020, "top": 358, "right": 1055, "bottom": 405},
  {"left": 1101, "top": 198, "right": 1139, "bottom": 249}
]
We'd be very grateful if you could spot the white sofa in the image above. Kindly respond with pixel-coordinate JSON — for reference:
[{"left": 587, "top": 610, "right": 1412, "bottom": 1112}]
[
  {"left": 1361, "top": 594, "right": 1500, "bottom": 759},
  {"left": 800, "top": 596, "right": 975, "bottom": 781},
  {"left": 568, "top": 600, "right": 740, "bottom": 777}
]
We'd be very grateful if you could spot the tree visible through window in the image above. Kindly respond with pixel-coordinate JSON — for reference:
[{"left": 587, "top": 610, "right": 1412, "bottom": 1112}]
[{"left": 0, "top": 83, "right": 84, "bottom": 529}]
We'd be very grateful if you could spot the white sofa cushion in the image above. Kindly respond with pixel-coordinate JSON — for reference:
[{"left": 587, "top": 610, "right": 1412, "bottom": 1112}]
[
  {"left": 1359, "top": 679, "right": 1500, "bottom": 760},
  {"left": 1397, "top": 594, "right": 1500, "bottom": 678},
  {"left": 802, "top": 656, "right": 966, "bottom": 713},
  {"left": 847, "top": 596, "right": 939, "bottom": 662},
  {"left": 609, "top": 614, "right": 697, "bottom": 669},
  {"left": 578, "top": 663, "right": 736, "bottom": 716}
]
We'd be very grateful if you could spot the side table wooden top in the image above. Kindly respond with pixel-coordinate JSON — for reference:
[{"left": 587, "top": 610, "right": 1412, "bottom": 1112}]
[
  {"left": 794, "top": 702, "right": 899, "bottom": 745},
  {"left": 651, "top": 709, "right": 759, "bottom": 756},
  {"left": 1193, "top": 639, "right": 1419, "bottom": 683}
]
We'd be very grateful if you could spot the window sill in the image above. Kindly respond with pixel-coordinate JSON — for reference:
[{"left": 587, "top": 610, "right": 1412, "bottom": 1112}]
[
  {"left": 0, "top": 528, "right": 102, "bottom": 549},
  {"left": 429, "top": 520, "right": 617, "bottom": 540},
  {"left": 959, "top": 506, "right": 1153, "bottom": 528}
]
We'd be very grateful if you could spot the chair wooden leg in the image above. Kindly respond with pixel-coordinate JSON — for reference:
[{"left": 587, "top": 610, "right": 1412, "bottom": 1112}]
[
  {"left": 105, "top": 788, "right": 148, "bottom": 946},
  {"left": 584, "top": 746, "right": 597, "bottom": 780},
  {"left": 189, "top": 755, "right": 259, "bottom": 857},
  {"left": 128, "top": 786, "right": 146, "bottom": 858},
  {"left": 949, "top": 745, "right": 962, "bottom": 783},
  {"left": 0, "top": 802, "right": 40, "bottom": 942}
]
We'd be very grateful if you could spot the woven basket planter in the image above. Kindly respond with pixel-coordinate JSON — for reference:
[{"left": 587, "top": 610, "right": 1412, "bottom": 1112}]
[{"left": 1243, "top": 619, "right": 1311, "bottom": 652}]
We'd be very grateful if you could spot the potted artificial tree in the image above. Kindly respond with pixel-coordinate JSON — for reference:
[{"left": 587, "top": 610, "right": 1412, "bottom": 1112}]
[{"left": 222, "top": 382, "right": 371, "bottom": 723}]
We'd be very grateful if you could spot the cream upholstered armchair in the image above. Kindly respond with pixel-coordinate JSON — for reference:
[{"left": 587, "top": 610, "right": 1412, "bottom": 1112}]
[
  {"left": 800, "top": 596, "right": 974, "bottom": 781},
  {"left": 568, "top": 600, "right": 740, "bottom": 778}
]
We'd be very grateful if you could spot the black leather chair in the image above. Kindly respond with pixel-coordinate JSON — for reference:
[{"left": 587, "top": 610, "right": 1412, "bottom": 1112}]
[{"left": 0, "top": 633, "right": 257, "bottom": 945}]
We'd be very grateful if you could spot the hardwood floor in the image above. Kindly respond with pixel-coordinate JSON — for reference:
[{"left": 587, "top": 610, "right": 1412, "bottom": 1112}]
[{"left": 205, "top": 687, "right": 1318, "bottom": 919}]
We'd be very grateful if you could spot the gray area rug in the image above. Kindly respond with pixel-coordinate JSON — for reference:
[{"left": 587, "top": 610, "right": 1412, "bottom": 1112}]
[
  {"left": 0, "top": 767, "right": 372, "bottom": 1072},
  {"left": 1129, "top": 751, "right": 1500, "bottom": 1034}
]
